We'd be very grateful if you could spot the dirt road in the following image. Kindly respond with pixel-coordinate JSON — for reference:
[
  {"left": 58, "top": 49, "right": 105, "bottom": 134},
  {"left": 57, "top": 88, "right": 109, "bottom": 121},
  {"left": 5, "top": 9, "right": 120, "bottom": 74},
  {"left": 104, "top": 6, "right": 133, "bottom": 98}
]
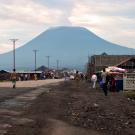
[
  {"left": 0, "top": 79, "right": 64, "bottom": 88},
  {"left": 0, "top": 80, "right": 134, "bottom": 135}
]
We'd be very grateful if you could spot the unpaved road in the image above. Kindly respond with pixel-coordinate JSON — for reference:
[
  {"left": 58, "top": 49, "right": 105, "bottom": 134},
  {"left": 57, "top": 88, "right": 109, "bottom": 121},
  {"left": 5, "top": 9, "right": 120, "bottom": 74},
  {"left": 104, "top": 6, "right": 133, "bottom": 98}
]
[
  {"left": 0, "top": 80, "right": 134, "bottom": 135},
  {"left": 0, "top": 79, "right": 63, "bottom": 135},
  {"left": 42, "top": 119, "right": 101, "bottom": 135},
  {"left": 0, "top": 79, "right": 64, "bottom": 88}
]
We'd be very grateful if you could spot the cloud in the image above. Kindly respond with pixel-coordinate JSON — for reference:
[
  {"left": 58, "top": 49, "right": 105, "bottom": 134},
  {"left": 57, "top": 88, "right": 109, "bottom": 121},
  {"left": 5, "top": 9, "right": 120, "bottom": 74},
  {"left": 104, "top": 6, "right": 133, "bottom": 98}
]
[
  {"left": 0, "top": 0, "right": 63, "bottom": 25},
  {"left": 0, "top": 0, "right": 135, "bottom": 54},
  {"left": 68, "top": 0, "right": 135, "bottom": 48},
  {"left": 0, "top": 0, "right": 65, "bottom": 54},
  {"left": 34, "top": 0, "right": 74, "bottom": 9}
]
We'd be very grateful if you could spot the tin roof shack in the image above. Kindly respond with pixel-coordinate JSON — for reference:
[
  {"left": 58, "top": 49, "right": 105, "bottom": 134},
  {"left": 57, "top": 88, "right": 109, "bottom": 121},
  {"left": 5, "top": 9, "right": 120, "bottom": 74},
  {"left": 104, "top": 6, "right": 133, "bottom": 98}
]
[
  {"left": 115, "top": 58, "right": 135, "bottom": 73},
  {"left": 87, "top": 54, "right": 135, "bottom": 75},
  {"left": 10, "top": 71, "right": 42, "bottom": 80}
]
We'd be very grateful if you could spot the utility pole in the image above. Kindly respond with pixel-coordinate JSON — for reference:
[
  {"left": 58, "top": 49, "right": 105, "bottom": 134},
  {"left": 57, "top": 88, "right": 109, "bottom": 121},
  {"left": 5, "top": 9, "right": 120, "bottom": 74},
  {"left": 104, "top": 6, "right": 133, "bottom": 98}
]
[
  {"left": 10, "top": 39, "right": 18, "bottom": 71},
  {"left": 46, "top": 56, "right": 50, "bottom": 69},
  {"left": 33, "top": 50, "right": 38, "bottom": 73},
  {"left": 56, "top": 60, "right": 59, "bottom": 70}
]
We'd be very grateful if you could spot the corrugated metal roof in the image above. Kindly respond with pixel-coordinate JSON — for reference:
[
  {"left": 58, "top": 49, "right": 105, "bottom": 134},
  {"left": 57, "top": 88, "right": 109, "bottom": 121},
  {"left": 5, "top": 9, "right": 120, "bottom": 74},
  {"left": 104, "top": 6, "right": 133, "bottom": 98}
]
[{"left": 8, "top": 71, "right": 42, "bottom": 73}]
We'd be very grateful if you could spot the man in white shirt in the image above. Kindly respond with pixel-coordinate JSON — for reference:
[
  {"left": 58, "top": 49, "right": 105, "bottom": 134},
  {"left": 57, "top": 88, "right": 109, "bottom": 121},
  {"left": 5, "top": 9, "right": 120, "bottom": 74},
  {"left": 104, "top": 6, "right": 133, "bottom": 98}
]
[{"left": 91, "top": 73, "right": 97, "bottom": 88}]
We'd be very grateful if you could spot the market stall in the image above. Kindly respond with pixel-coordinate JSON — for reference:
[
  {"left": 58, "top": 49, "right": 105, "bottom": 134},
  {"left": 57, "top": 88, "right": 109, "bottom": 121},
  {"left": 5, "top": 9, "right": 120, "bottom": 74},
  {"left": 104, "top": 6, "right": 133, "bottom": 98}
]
[{"left": 105, "top": 67, "right": 127, "bottom": 91}]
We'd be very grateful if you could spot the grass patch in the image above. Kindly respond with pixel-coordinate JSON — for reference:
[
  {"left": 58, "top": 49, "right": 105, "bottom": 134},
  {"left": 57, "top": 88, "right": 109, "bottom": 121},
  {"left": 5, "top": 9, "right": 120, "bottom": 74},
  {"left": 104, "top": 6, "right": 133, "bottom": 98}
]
[{"left": 124, "top": 90, "right": 135, "bottom": 99}]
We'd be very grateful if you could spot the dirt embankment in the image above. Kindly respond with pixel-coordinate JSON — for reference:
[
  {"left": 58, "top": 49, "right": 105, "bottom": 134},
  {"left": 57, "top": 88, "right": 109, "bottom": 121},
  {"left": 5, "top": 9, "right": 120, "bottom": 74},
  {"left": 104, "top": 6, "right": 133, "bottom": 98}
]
[{"left": 6, "top": 81, "right": 135, "bottom": 135}]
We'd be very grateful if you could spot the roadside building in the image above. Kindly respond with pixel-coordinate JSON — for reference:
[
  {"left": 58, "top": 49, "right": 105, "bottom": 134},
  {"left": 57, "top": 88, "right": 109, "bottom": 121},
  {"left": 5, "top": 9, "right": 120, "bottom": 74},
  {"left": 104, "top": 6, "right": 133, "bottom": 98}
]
[
  {"left": 14, "top": 71, "right": 42, "bottom": 80},
  {"left": 87, "top": 53, "right": 135, "bottom": 75},
  {"left": 0, "top": 71, "right": 43, "bottom": 81},
  {"left": 115, "top": 58, "right": 135, "bottom": 73}
]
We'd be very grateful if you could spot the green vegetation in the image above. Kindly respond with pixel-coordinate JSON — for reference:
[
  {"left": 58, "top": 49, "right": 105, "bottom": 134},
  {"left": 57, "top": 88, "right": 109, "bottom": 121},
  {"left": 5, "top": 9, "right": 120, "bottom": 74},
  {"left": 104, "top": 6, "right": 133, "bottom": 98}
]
[{"left": 124, "top": 90, "right": 135, "bottom": 99}]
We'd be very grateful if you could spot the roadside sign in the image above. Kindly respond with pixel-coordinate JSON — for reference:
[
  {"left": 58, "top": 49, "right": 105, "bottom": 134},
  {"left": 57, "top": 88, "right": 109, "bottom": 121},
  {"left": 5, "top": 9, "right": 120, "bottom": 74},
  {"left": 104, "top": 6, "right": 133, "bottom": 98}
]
[{"left": 123, "top": 73, "right": 135, "bottom": 91}]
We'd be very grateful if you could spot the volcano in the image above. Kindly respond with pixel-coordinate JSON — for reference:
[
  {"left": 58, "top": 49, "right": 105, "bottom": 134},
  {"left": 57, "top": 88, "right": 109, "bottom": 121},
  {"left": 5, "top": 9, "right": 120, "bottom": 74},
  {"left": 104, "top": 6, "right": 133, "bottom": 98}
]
[{"left": 0, "top": 26, "right": 135, "bottom": 70}]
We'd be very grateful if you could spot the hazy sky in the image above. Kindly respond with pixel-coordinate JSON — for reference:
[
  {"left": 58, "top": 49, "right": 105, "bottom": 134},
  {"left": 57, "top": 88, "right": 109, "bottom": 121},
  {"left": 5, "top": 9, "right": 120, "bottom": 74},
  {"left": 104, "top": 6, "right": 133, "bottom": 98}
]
[{"left": 0, "top": 0, "right": 135, "bottom": 54}]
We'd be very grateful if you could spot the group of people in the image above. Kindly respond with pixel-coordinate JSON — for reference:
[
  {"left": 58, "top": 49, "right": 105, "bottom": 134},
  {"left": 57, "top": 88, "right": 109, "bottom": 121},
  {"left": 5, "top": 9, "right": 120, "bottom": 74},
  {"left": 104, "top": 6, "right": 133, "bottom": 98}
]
[
  {"left": 19, "top": 73, "right": 30, "bottom": 81},
  {"left": 10, "top": 70, "right": 39, "bottom": 88},
  {"left": 91, "top": 68, "right": 108, "bottom": 96},
  {"left": 91, "top": 68, "right": 123, "bottom": 96},
  {"left": 72, "top": 70, "right": 109, "bottom": 96},
  {"left": 10, "top": 68, "right": 122, "bottom": 94}
]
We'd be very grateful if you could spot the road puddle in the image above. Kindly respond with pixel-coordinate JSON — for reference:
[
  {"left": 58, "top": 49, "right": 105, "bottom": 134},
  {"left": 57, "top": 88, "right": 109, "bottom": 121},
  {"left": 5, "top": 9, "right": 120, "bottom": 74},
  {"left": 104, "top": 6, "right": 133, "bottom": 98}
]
[{"left": 0, "top": 99, "right": 26, "bottom": 108}]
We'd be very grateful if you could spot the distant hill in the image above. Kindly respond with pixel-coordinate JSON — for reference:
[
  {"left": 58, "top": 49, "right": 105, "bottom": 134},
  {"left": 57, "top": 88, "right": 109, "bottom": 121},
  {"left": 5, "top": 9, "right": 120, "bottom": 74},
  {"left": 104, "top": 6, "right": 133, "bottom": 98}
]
[
  {"left": 36, "top": 65, "right": 48, "bottom": 71},
  {"left": 0, "top": 26, "right": 135, "bottom": 70}
]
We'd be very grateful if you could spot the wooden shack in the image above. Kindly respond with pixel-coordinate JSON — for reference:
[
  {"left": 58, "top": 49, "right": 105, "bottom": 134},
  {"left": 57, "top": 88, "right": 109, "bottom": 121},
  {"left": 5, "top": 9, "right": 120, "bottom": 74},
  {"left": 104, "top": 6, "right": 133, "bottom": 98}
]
[{"left": 87, "top": 53, "right": 135, "bottom": 75}]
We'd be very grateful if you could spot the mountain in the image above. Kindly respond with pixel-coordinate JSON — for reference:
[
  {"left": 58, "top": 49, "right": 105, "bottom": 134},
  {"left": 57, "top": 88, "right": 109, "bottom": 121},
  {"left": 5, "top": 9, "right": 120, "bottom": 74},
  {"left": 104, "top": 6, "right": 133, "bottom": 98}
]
[
  {"left": 0, "top": 26, "right": 135, "bottom": 70},
  {"left": 36, "top": 65, "right": 48, "bottom": 71}
]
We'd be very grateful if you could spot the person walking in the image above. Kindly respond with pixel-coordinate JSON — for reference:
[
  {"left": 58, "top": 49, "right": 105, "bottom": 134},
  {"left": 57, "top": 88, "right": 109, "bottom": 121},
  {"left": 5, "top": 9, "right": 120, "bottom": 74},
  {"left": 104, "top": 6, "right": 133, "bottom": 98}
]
[
  {"left": 91, "top": 73, "right": 97, "bottom": 88},
  {"left": 74, "top": 71, "right": 80, "bottom": 87},
  {"left": 101, "top": 68, "right": 108, "bottom": 96},
  {"left": 10, "top": 69, "right": 17, "bottom": 88},
  {"left": 64, "top": 72, "right": 69, "bottom": 81}
]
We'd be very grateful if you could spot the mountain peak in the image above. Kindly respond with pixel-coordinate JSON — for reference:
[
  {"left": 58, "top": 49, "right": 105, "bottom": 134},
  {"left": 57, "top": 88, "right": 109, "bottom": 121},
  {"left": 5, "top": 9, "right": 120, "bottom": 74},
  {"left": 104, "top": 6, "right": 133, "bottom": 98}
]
[
  {"left": 48, "top": 26, "right": 89, "bottom": 31},
  {"left": 0, "top": 26, "right": 135, "bottom": 70}
]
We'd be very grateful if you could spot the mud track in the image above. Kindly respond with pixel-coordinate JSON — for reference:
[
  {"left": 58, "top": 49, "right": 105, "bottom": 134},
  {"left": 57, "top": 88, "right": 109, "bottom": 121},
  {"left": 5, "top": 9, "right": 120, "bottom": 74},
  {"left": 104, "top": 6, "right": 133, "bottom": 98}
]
[{"left": 1, "top": 81, "right": 135, "bottom": 135}]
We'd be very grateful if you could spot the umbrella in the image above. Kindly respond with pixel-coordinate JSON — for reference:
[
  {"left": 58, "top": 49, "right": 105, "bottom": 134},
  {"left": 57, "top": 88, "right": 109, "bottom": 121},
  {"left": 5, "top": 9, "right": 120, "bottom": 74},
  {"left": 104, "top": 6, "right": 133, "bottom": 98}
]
[{"left": 106, "top": 66, "right": 127, "bottom": 73}]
